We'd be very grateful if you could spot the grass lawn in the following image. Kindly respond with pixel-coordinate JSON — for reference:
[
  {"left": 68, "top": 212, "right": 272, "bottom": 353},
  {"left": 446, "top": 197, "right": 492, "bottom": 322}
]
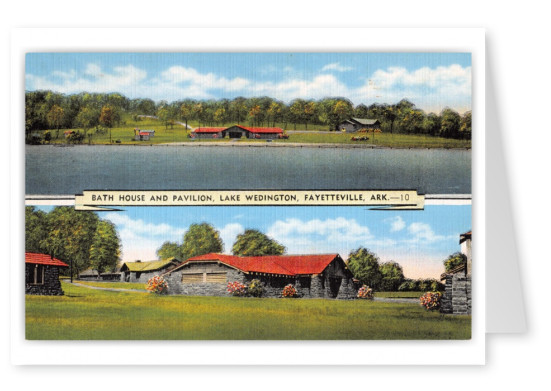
[
  {"left": 25, "top": 282, "right": 470, "bottom": 340},
  {"left": 375, "top": 291, "right": 425, "bottom": 299},
  {"left": 38, "top": 116, "right": 471, "bottom": 149}
]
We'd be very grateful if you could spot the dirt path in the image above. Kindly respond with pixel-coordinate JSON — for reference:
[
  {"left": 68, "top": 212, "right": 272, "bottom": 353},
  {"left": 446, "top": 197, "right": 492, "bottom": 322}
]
[{"left": 67, "top": 281, "right": 146, "bottom": 293}]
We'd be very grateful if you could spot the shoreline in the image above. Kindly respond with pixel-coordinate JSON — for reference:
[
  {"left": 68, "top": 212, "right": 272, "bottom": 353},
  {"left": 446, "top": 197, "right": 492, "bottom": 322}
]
[{"left": 39, "top": 141, "right": 471, "bottom": 151}]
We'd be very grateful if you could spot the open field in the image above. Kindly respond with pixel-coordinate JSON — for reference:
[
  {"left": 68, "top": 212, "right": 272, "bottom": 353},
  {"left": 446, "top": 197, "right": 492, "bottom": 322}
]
[
  {"left": 25, "top": 282, "right": 470, "bottom": 340},
  {"left": 37, "top": 116, "right": 471, "bottom": 149}
]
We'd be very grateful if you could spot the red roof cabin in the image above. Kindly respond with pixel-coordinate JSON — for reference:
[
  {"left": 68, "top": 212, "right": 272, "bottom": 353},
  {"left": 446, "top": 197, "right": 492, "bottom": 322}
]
[
  {"left": 25, "top": 252, "right": 69, "bottom": 295},
  {"left": 191, "top": 125, "right": 284, "bottom": 140},
  {"left": 162, "top": 253, "right": 357, "bottom": 299}
]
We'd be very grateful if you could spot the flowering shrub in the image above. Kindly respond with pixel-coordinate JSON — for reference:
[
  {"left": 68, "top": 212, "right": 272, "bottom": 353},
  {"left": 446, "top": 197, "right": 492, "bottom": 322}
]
[
  {"left": 357, "top": 285, "right": 374, "bottom": 300},
  {"left": 247, "top": 279, "right": 264, "bottom": 297},
  {"left": 227, "top": 281, "right": 247, "bottom": 297},
  {"left": 420, "top": 291, "right": 442, "bottom": 310},
  {"left": 282, "top": 284, "right": 298, "bottom": 298},
  {"left": 145, "top": 275, "right": 168, "bottom": 294}
]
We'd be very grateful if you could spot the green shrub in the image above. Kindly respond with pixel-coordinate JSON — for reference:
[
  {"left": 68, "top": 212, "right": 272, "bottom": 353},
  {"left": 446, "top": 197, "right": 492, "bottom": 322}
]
[{"left": 247, "top": 279, "right": 264, "bottom": 297}]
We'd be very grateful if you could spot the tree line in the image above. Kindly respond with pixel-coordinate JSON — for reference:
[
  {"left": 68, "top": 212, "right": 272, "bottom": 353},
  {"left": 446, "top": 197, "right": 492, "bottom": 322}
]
[
  {"left": 156, "top": 225, "right": 286, "bottom": 261},
  {"left": 25, "top": 90, "right": 472, "bottom": 142},
  {"left": 25, "top": 206, "right": 121, "bottom": 277},
  {"left": 157, "top": 224, "right": 452, "bottom": 292}
]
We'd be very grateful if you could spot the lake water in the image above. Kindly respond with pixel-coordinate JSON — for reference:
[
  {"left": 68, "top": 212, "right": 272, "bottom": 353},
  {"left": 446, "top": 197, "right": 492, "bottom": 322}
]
[{"left": 25, "top": 145, "right": 471, "bottom": 195}]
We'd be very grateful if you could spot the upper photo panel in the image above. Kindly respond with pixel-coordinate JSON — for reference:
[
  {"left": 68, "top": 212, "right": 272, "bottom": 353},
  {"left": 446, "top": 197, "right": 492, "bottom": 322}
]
[{"left": 25, "top": 53, "right": 471, "bottom": 195}]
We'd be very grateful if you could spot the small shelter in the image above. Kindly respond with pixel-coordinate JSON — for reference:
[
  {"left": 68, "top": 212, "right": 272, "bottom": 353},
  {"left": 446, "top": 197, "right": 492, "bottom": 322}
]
[
  {"left": 119, "top": 258, "right": 181, "bottom": 283},
  {"left": 338, "top": 118, "right": 381, "bottom": 132},
  {"left": 25, "top": 252, "right": 69, "bottom": 295}
]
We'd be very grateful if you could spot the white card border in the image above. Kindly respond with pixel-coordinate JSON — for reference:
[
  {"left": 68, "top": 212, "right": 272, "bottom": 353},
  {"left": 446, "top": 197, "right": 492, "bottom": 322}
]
[{"left": 10, "top": 27, "right": 485, "bottom": 365}]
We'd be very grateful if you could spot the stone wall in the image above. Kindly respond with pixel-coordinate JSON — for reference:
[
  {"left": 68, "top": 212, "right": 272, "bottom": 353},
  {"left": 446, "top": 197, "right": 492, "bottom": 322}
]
[
  {"left": 440, "top": 273, "right": 471, "bottom": 315},
  {"left": 25, "top": 264, "right": 64, "bottom": 295}
]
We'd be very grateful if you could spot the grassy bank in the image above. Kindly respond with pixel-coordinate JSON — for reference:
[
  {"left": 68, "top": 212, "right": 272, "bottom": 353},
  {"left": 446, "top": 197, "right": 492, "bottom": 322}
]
[
  {"left": 36, "top": 116, "right": 471, "bottom": 149},
  {"left": 25, "top": 282, "right": 470, "bottom": 340}
]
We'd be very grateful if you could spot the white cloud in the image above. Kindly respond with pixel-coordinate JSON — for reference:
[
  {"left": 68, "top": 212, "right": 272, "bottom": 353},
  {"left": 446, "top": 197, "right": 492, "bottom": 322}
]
[
  {"left": 218, "top": 223, "right": 244, "bottom": 254},
  {"left": 25, "top": 62, "right": 471, "bottom": 112},
  {"left": 406, "top": 222, "right": 448, "bottom": 243},
  {"left": 267, "top": 217, "right": 378, "bottom": 256},
  {"left": 386, "top": 216, "right": 406, "bottom": 232},
  {"left": 103, "top": 213, "right": 188, "bottom": 262},
  {"left": 321, "top": 62, "right": 353, "bottom": 72}
]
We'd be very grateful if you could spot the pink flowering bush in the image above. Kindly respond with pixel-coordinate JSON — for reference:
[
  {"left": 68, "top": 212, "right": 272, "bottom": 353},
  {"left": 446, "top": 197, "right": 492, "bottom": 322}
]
[
  {"left": 282, "top": 284, "right": 298, "bottom": 298},
  {"left": 227, "top": 281, "right": 247, "bottom": 297},
  {"left": 145, "top": 275, "right": 168, "bottom": 294},
  {"left": 357, "top": 285, "right": 374, "bottom": 300},
  {"left": 420, "top": 291, "right": 442, "bottom": 310}
]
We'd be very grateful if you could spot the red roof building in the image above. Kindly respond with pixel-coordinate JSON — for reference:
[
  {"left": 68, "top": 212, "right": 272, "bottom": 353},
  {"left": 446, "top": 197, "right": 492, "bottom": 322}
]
[
  {"left": 25, "top": 252, "right": 68, "bottom": 295},
  {"left": 25, "top": 252, "right": 69, "bottom": 267},
  {"left": 162, "top": 253, "right": 357, "bottom": 299},
  {"left": 191, "top": 125, "right": 284, "bottom": 140}
]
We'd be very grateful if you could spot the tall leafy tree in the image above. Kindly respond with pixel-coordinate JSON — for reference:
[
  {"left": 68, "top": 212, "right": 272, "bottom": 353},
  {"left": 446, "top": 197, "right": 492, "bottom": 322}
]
[
  {"left": 440, "top": 108, "right": 461, "bottom": 138},
  {"left": 99, "top": 105, "right": 120, "bottom": 143},
  {"left": 180, "top": 223, "right": 223, "bottom": 260},
  {"left": 378, "top": 261, "right": 405, "bottom": 291},
  {"left": 89, "top": 220, "right": 121, "bottom": 274},
  {"left": 46, "top": 104, "right": 65, "bottom": 139},
  {"left": 156, "top": 241, "right": 182, "bottom": 260},
  {"left": 41, "top": 207, "right": 99, "bottom": 280},
  {"left": 346, "top": 247, "right": 382, "bottom": 289},
  {"left": 232, "top": 229, "right": 286, "bottom": 256},
  {"left": 25, "top": 206, "right": 48, "bottom": 253}
]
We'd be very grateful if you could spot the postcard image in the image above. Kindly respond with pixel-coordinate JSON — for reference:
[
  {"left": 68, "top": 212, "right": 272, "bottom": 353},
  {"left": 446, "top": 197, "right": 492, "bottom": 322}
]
[{"left": 24, "top": 51, "right": 473, "bottom": 343}]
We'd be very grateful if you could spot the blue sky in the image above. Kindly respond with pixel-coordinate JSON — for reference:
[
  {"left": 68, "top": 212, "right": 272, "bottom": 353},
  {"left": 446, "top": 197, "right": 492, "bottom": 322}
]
[
  {"left": 37, "top": 204, "right": 471, "bottom": 279},
  {"left": 26, "top": 52, "right": 472, "bottom": 113}
]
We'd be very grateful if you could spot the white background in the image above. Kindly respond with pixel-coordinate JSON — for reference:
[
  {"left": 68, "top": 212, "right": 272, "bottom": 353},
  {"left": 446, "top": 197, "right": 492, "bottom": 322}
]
[{"left": 2, "top": 0, "right": 549, "bottom": 389}]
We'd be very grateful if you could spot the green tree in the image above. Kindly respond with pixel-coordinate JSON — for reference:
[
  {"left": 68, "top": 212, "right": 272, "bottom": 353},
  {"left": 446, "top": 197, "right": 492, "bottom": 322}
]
[
  {"left": 346, "top": 247, "right": 382, "bottom": 290},
  {"left": 289, "top": 99, "right": 305, "bottom": 130},
  {"left": 303, "top": 101, "right": 316, "bottom": 130},
  {"left": 443, "top": 252, "right": 467, "bottom": 272},
  {"left": 378, "top": 261, "right": 405, "bottom": 291},
  {"left": 248, "top": 105, "right": 261, "bottom": 126},
  {"left": 156, "top": 241, "right": 182, "bottom": 260},
  {"left": 99, "top": 105, "right": 120, "bottom": 143},
  {"left": 42, "top": 207, "right": 99, "bottom": 281},
  {"left": 332, "top": 100, "right": 353, "bottom": 129},
  {"left": 348, "top": 247, "right": 382, "bottom": 290},
  {"left": 440, "top": 108, "right": 461, "bottom": 138},
  {"left": 46, "top": 104, "right": 65, "bottom": 139},
  {"left": 25, "top": 206, "right": 48, "bottom": 253},
  {"left": 89, "top": 220, "right": 121, "bottom": 274},
  {"left": 75, "top": 106, "right": 99, "bottom": 142},
  {"left": 460, "top": 111, "right": 472, "bottom": 139},
  {"left": 180, "top": 102, "right": 193, "bottom": 131},
  {"left": 267, "top": 101, "right": 282, "bottom": 127},
  {"left": 232, "top": 229, "right": 286, "bottom": 256},
  {"left": 180, "top": 223, "right": 223, "bottom": 260}
]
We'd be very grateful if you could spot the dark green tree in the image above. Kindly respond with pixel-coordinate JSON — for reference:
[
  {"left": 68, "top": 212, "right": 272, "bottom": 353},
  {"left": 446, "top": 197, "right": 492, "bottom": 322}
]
[
  {"left": 180, "top": 223, "right": 223, "bottom": 260},
  {"left": 346, "top": 247, "right": 382, "bottom": 290},
  {"left": 379, "top": 261, "right": 405, "bottom": 291},
  {"left": 25, "top": 206, "right": 48, "bottom": 253},
  {"left": 156, "top": 241, "right": 182, "bottom": 260},
  {"left": 89, "top": 220, "right": 121, "bottom": 274},
  {"left": 443, "top": 252, "right": 467, "bottom": 272},
  {"left": 41, "top": 207, "right": 99, "bottom": 281},
  {"left": 232, "top": 229, "right": 286, "bottom": 256}
]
